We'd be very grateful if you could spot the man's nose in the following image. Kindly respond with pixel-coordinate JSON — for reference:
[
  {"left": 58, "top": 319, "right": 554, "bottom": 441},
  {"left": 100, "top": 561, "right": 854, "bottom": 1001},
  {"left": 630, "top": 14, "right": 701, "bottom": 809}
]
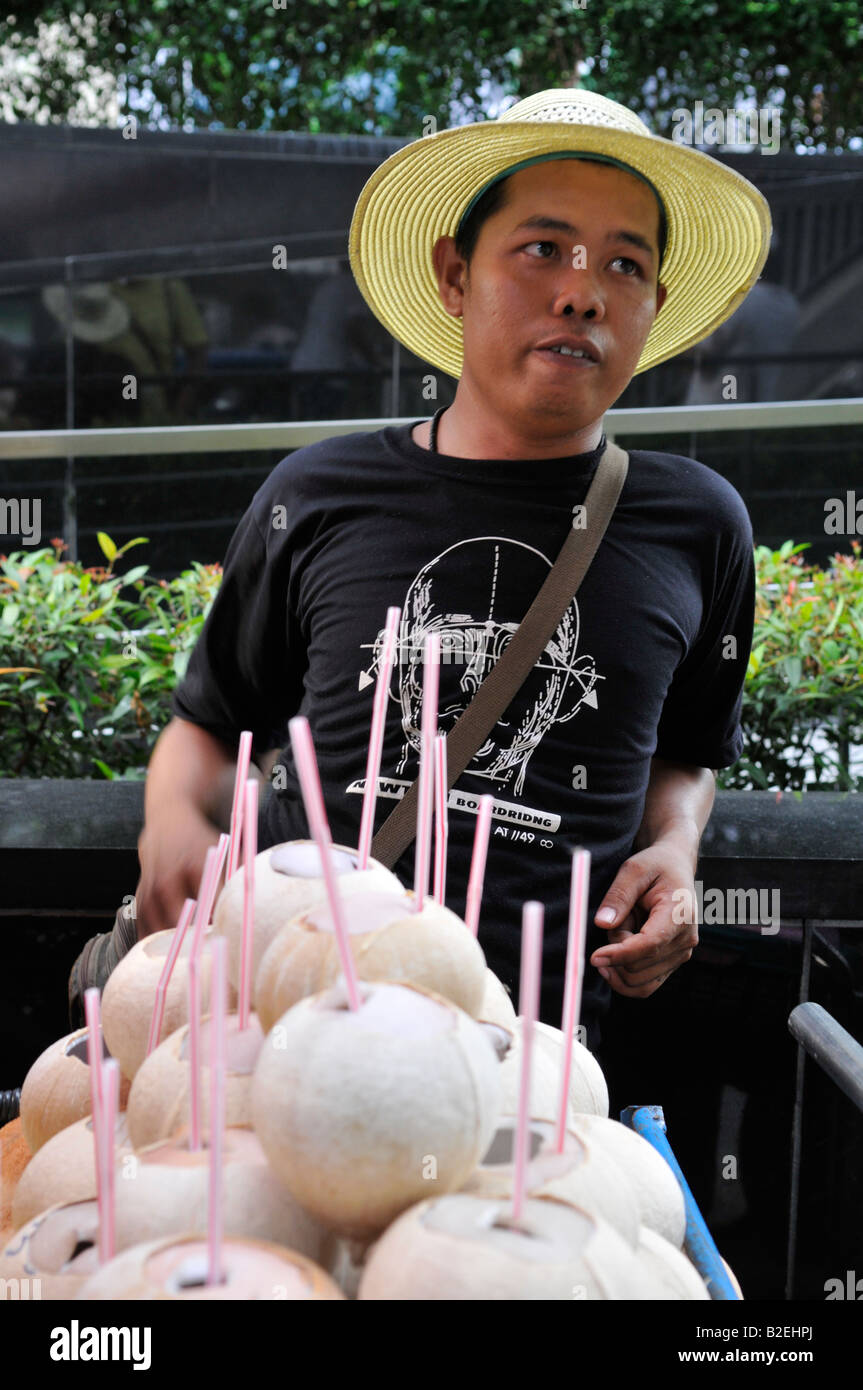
[{"left": 551, "top": 259, "right": 605, "bottom": 321}]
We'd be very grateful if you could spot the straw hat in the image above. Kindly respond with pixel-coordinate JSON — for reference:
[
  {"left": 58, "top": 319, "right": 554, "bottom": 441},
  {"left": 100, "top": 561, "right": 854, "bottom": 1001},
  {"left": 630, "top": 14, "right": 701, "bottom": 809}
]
[
  {"left": 349, "top": 88, "right": 772, "bottom": 378},
  {"left": 42, "top": 282, "right": 130, "bottom": 344}
]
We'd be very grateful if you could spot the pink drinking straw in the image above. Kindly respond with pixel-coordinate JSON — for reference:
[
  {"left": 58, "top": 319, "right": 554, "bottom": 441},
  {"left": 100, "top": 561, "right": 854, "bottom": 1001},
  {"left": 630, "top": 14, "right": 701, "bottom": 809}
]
[
  {"left": 554, "top": 848, "right": 591, "bottom": 1153},
  {"left": 97, "top": 1058, "right": 119, "bottom": 1265},
  {"left": 512, "top": 902, "right": 543, "bottom": 1226},
  {"left": 413, "top": 632, "right": 440, "bottom": 912},
  {"left": 465, "top": 794, "right": 493, "bottom": 936},
  {"left": 289, "top": 715, "right": 361, "bottom": 1010},
  {"left": 357, "top": 606, "right": 400, "bottom": 870},
  {"left": 226, "top": 730, "right": 253, "bottom": 881},
  {"left": 188, "top": 843, "right": 223, "bottom": 1150},
  {"left": 238, "top": 778, "right": 258, "bottom": 1031},
  {"left": 83, "top": 987, "right": 103, "bottom": 1129},
  {"left": 433, "top": 733, "right": 449, "bottom": 905},
  {"left": 207, "top": 936, "right": 228, "bottom": 1287},
  {"left": 146, "top": 897, "right": 196, "bottom": 1057}
]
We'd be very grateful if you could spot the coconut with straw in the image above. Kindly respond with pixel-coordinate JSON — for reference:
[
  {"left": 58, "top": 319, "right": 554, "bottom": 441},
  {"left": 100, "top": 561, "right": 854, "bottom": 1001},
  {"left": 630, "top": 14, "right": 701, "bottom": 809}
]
[
  {"left": 251, "top": 714, "right": 500, "bottom": 1242},
  {"left": 80, "top": 936, "right": 344, "bottom": 1302},
  {"left": 214, "top": 613, "right": 406, "bottom": 995},
  {"left": 11, "top": 1111, "right": 133, "bottom": 1234},
  {"left": 254, "top": 635, "right": 487, "bottom": 1024},
  {"left": 18, "top": 1025, "right": 130, "bottom": 1154},
  {"left": 358, "top": 905, "right": 654, "bottom": 1300},
  {"left": 102, "top": 835, "right": 231, "bottom": 1083}
]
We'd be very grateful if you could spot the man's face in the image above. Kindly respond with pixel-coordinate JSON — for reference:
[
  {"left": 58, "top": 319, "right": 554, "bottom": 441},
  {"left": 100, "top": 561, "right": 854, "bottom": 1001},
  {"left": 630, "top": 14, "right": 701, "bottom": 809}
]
[{"left": 435, "top": 159, "right": 667, "bottom": 433}]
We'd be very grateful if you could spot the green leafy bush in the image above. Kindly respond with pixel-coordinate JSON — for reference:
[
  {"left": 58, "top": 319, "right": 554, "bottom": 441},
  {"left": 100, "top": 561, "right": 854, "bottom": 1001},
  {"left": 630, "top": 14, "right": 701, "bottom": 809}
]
[
  {"left": 2, "top": 536, "right": 861, "bottom": 789},
  {"left": 717, "top": 539, "right": 863, "bottom": 793},
  {"left": 0, "top": 535, "right": 221, "bottom": 778}
]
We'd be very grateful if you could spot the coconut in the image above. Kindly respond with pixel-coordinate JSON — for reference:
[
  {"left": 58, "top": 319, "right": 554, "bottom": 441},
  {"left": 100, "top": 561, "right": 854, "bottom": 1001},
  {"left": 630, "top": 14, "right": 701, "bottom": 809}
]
[
  {"left": 252, "top": 980, "right": 501, "bottom": 1240},
  {"left": 567, "top": 1114, "right": 686, "bottom": 1248},
  {"left": 461, "top": 1116, "right": 641, "bottom": 1248},
  {"left": 0, "top": 1119, "right": 31, "bottom": 1248},
  {"left": 76, "top": 1234, "right": 345, "bottom": 1300},
  {"left": 0, "top": 1199, "right": 100, "bottom": 1300},
  {"left": 213, "top": 839, "right": 403, "bottom": 996},
  {"left": 12, "top": 1112, "right": 133, "bottom": 1234},
  {"left": 533, "top": 1022, "right": 609, "bottom": 1117},
  {"left": 18, "top": 1027, "right": 131, "bottom": 1154},
  {"left": 358, "top": 1193, "right": 658, "bottom": 1300},
  {"left": 478, "top": 970, "right": 517, "bottom": 1027},
  {"left": 635, "top": 1226, "right": 710, "bottom": 1299},
  {"left": 255, "top": 888, "right": 486, "bottom": 1031},
  {"left": 126, "top": 1012, "right": 264, "bottom": 1150},
  {"left": 722, "top": 1255, "right": 744, "bottom": 1299},
  {"left": 101, "top": 926, "right": 233, "bottom": 1082},
  {"left": 112, "top": 1125, "right": 337, "bottom": 1271}
]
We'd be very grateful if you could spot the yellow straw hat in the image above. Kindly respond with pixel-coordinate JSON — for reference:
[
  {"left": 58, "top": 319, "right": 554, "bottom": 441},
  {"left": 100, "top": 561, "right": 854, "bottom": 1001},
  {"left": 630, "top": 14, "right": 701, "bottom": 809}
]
[{"left": 349, "top": 88, "right": 772, "bottom": 378}]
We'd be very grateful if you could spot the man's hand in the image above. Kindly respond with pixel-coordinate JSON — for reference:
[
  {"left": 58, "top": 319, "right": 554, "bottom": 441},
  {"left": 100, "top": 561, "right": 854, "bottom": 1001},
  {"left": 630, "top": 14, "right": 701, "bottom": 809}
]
[
  {"left": 589, "top": 840, "right": 699, "bottom": 997},
  {"left": 135, "top": 801, "right": 221, "bottom": 938}
]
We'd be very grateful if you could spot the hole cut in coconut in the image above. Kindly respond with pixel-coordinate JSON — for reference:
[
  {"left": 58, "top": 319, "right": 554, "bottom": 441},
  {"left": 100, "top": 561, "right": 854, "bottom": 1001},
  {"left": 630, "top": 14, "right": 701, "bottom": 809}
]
[
  {"left": 482, "top": 1124, "right": 545, "bottom": 1166},
  {"left": 145, "top": 1239, "right": 317, "bottom": 1298},
  {"left": 304, "top": 890, "right": 418, "bottom": 935},
  {"left": 270, "top": 843, "right": 357, "bottom": 878},
  {"left": 317, "top": 980, "right": 457, "bottom": 1039},
  {"left": 170, "top": 1253, "right": 228, "bottom": 1291},
  {"left": 142, "top": 929, "right": 215, "bottom": 962},
  {"left": 28, "top": 1201, "right": 101, "bottom": 1275},
  {"left": 479, "top": 1023, "right": 513, "bottom": 1062},
  {"left": 177, "top": 1017, "right": 262, "bottom": 1074},
  {"left": 64, "top": 1034, "right": 109, "bottom": 1063}
]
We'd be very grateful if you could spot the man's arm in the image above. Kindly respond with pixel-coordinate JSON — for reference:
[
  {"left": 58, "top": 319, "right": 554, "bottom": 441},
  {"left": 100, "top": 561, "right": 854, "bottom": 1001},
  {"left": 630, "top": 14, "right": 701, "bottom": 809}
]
[
  {"left": 589, "top": 756, "right": 715, "bottom": 997},
  {"left": 632, "top": 756, "right": 716, "bottom": 872},
  {"left": 135, "top": 716, "right": 266, "bottom": 938}
]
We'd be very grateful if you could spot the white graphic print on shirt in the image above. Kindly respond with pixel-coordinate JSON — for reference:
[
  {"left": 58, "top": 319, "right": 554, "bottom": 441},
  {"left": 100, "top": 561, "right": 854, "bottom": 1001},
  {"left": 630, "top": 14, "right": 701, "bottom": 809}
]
[{"left": 347, "top": 535, "right": 601, "bottom": 831}]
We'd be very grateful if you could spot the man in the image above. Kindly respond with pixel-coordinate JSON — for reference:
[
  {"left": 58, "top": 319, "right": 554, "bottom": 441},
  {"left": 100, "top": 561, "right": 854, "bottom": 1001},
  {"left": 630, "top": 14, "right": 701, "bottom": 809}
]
[{"left": 71, "top": 89, "right": 769, "bottom": 1052}]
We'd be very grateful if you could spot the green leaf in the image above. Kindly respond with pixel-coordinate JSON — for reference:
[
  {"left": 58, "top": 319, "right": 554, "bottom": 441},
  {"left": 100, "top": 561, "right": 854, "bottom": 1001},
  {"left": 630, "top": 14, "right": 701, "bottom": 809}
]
[
  {"left": 2, "top": 603, "right": 19, "bottom": 628},
  {"left": 96, "top": 533, "right": 117, "bottom": 563},
  {"left": 93, "top": 759, "right": 115, "bottom": 779}
]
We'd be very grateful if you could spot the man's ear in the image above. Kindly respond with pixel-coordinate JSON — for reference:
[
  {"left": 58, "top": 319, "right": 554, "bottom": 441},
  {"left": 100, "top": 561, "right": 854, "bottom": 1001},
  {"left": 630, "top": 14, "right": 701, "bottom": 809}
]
[
  {"left": 432, "top": 235, "right": 467, "bottom": 320},
  {"left": 655, "top": 281, "right": 668, "bottom": 318}
]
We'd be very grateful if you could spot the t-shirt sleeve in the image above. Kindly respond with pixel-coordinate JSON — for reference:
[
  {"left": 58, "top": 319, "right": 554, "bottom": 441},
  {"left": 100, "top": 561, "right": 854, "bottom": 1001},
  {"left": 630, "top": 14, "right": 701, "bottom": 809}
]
[
  {"left": 653, "top": 495, "right": 755, "bottom": 769},
  {"left": 171, "top": 470, "right": 306, "bottom": 756}
]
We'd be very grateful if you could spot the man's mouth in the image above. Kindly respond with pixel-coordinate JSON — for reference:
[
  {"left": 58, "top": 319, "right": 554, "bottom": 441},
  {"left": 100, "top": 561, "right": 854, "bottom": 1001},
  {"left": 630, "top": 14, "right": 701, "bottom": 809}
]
[{"left": 533, "top": 337, "right": 602, "bottom": 367}]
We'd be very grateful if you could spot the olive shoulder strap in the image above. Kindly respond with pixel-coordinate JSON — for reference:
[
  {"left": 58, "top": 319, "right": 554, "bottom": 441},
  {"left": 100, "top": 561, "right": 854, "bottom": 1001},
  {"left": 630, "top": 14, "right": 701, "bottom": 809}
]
[{"left": 370, "top": 440, "right": 629, "bottom": 870}]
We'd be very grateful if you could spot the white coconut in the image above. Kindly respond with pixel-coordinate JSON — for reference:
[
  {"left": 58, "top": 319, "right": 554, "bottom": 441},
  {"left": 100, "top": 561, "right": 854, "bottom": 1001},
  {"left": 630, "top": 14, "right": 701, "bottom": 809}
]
[
  {"left": 113, "top": 1126, "right": 337, "bottom": 1271},
  {"left": 478, "top": 970, "right": 517, "bottom": 1027},
  {"left": 358, "top": 1193, "right": 659, "bottom": 1300},
  {"left": 76, "top": 1234, "right": 345, "bottom": 1300},
  {"left": 12, "top": 1112, "right": 133, "bottom": 1233},
  {"left": 102, "top": 926, "right": 234, "bottom": 1082},
  {"left": 255, "top": 888, "right": 487, "bottom": 1030},
  {"left": 252, "top": 980, "right": 501, "bottom": 1240},
  {"left": 213, "top": 839, "right": 403, "bottom": 996},
  {"left": 567, "top": 1114, "right": 686, "bottom": 1248},
  {"left": 126, "top": 1013, "right": 264, "bottom": 1150},
  {"left": 533, "top": 1022, "right": 609, "bottom": 1117},
  {"left": 635, "top": 1226, "right": 710, "bottom": 1299},
  {"left": 0, "top": 1199, "right": 100, "bottom": 1300},
  {"left": 19, "top": 1027, "right": 131, "bottom": 1154},
  {"left": 722, "top": 1255, "right": 744, "bottom": 1299},
  {"left": 461, "top": 1115, "right": 641, "bottom": 1248}
]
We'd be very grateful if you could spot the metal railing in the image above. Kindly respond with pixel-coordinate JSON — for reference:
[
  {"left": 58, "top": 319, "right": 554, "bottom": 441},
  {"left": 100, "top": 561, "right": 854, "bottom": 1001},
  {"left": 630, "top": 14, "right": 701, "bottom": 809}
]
[{"left": 1, "top": 397, "right": 863, "bottom": 460}]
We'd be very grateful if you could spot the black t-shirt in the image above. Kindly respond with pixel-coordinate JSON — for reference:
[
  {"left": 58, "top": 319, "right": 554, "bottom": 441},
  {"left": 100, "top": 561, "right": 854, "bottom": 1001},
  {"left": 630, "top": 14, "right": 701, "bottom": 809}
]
[{"left": 173, "top": 420, "right": 755, "bottom": 1031}]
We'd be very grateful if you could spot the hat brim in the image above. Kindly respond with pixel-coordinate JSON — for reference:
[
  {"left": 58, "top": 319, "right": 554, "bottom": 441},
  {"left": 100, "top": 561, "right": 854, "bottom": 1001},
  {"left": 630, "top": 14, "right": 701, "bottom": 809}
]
[{"left": 349, "top": 120, "right": 772, "bottom": 378}]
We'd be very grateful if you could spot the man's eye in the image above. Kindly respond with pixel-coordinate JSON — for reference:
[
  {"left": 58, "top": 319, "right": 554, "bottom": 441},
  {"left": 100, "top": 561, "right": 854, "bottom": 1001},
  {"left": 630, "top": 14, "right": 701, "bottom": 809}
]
[
  {"left": 524, "top": 241, "right": 558, "bottom": 258},
  {"left": 611, "top": 256, "right": 642, "bottom": 276}
]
